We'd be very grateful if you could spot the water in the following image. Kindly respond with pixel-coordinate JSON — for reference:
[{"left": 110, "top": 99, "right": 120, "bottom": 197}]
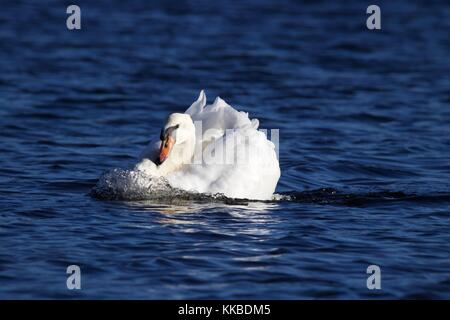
[{"left": 1, "top": 0, "right": 450, "bottom": 299}]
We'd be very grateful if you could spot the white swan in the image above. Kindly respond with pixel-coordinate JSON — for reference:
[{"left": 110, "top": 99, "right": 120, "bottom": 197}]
[{"left": 134, "top": 91, "right": 280, "bottom": 200}]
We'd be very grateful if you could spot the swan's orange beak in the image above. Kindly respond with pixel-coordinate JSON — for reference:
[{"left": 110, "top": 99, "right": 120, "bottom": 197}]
[{"left": 159, "top": 136, "right": 175, "bottom": 164}]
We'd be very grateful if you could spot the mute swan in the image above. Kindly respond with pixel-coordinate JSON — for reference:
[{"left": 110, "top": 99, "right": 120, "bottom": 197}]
[{"left": 134, "top": 91, "right": 280, "bottom": 200}]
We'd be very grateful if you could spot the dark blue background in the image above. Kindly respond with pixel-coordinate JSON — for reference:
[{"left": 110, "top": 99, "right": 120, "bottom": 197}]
[{"left": 1, "top": 0, "right": 450, "bottom": 298}]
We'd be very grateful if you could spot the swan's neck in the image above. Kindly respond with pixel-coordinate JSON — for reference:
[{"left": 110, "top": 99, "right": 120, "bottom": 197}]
[{"left": 157, "top": 138, "right": 195, "bottom": 176}]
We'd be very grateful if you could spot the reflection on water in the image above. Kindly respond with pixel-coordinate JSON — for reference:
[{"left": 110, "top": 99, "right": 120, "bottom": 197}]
[{"left": 125, "top": 200, "right": 281, "bottom": 238}]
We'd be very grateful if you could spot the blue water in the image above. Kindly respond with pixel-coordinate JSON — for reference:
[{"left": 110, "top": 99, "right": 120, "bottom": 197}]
[{"left": 1, "top": 0, "right": 450, "bottom": 299}]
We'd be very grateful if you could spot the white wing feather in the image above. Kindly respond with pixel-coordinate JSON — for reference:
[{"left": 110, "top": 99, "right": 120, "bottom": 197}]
[{"left": 165, "top": 91, "right": 280, "bottom": 200}]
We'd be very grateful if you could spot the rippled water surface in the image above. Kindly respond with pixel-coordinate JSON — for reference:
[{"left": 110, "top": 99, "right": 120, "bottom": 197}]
[{"left": 1, "top": 0, "right": 450, "bottom": 299}]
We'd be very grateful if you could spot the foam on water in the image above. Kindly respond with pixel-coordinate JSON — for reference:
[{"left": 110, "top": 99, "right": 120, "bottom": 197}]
[
  {"left": 90, "top": 168, "right": 246, "bottom": 203},
  {"left": 91, "top": 168, "right": 180, "bottom": 201}
]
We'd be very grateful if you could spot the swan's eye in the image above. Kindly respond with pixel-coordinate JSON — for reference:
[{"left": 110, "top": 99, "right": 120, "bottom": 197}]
[{"left": 160, "top": 124, "right": 179, "bottom": 142}]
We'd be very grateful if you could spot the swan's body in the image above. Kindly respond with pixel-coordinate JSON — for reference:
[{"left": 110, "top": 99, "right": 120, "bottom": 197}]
[{"left": 134, "top": 91, "right": 280, "bottom": 200}]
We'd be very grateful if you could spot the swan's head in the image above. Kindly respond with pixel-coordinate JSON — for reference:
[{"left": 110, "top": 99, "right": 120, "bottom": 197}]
[{"left": 157, "top": 113, "right": 195, "bottom": 166}]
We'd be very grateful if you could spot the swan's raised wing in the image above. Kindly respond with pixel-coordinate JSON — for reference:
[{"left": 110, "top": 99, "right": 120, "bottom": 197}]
[
  {"left": 185, "top": 90, "right": 207, "bottom": 117},
  {"left": 185, "top": 90, "right": 259, "bottom": 150},
  {"left": 173, "top": 91, "right": 280, "bottom": 200}
]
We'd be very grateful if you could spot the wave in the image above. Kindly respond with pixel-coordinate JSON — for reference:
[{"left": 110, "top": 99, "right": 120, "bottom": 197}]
[
  {"left": 90, "top": 169, "right": 450, "bottom": 206},
  {"left": 90, "top": 168, "right": 240, "bottom": 204},
  {"left": 277, "top": 189, "right": 450, "bottom": 206}
]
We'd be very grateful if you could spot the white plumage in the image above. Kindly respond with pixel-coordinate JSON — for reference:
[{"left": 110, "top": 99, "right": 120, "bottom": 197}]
[{"left": 134, "top": 91, "right": 280, "bottom": 200}]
